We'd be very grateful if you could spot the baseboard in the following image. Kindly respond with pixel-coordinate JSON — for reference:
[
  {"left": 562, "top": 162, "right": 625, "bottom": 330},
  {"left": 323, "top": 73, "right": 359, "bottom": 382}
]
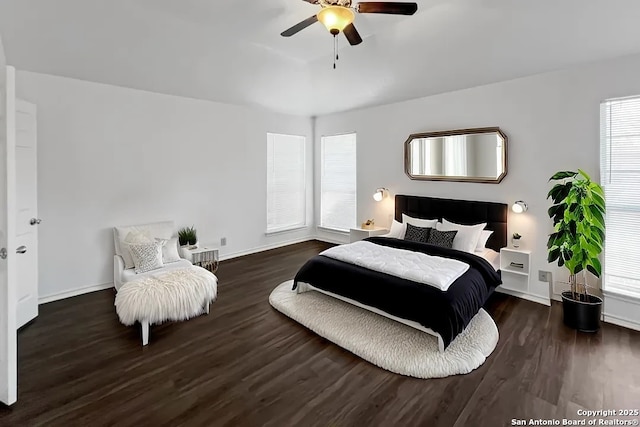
[
  {"left": 495, "top": 287, "right": 551, "bottom": 306},
  {"left": 315, "top": 235, "right": 348, "bottom": 245},
  {"left": 35, "top": 236, "right": 640, "bottom": 336},
  {"left": 218, "top": 237, "right": 314, "bottom": 261},
  {"left": 39, "top": 283, "right": 114, "bottom": 305},
  {"left": 603, "top": 313, "right": 640, "bottom": 332}
]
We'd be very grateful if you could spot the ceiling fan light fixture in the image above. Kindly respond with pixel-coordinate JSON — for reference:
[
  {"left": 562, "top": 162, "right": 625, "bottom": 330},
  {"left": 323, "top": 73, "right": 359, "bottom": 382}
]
[{"left": 317, "top": 6, "right": 355, "bottom": 35}]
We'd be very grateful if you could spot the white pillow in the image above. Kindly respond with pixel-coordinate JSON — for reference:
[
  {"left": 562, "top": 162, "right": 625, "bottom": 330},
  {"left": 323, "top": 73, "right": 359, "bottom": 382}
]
[
  {"left": 125, "top": 230, "right": 152, "bottom": 244},
  {"left": 114, "top": 221, "right": 174, "bottom": 269},
  {"left": 437, "top": 219, "right": 487, "bottom": 253},
  {"left": 475, "top": 230, "right": 494, "bottom": 251},
  {"left": 160, "top": 237, "right": 181, "bottom": 263},
  {"left": 402, "top": 214, "right": 438, "bottom": 228},
  {"left": 382, "top": 220, "right": 407, "bottom": 239},
  {"left": 127, "top": 241, "right": 164, "bottom": 274}
]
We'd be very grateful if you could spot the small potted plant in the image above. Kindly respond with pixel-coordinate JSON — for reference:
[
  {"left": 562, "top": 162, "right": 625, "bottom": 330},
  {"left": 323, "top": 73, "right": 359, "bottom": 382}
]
[
  {"left": 547, "top": 169, "right": 605, "bottom": 332},
  {"left": 361, "top": 219, "right": 375, "bottom": 230},
  {"left": 178, "top": 226, "right": 198, "bottom": 248},
  {"left": 512, "top": 233, "right": 522, "bottom": 248}
]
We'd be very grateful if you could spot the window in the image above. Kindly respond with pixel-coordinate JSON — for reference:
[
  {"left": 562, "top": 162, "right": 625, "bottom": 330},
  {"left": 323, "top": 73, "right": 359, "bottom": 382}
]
[
  {"left": 600, "top": 96, "right": 640, "bottom": 296},
  {"left": 266, "top": 133, "right": 306, "bottom": 233},
  {"left": 321, "top": 133, "right": 357, "bottom": 231}
]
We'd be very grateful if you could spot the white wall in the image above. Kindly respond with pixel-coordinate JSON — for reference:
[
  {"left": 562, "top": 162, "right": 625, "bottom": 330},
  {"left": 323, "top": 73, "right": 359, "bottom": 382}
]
[
  {"left": 315, "top": 53, "right": 640, "bottom": 303},
  {"left": 17, "top": 71, "right": 313, "bottom": 300},
  {"left": 16, "top": 52, "right": 640, "bottom": 319}
]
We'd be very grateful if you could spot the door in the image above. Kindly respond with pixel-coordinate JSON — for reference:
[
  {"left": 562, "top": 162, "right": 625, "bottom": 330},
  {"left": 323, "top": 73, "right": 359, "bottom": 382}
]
[
  {"left": 0, "top": 51, "right": 18, "bottom": 407},
  {"left": 15, "top": 99, "right": 37, "bottom": 328}
]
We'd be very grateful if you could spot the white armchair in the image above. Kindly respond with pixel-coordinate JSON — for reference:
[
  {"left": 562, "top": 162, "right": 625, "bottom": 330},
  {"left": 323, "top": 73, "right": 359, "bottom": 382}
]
[
  {"left": 113, "top": 220, "right": 218, "bottom": 346},
  {"left": 113, "top": 220, "right": 192, "bottom": 291}
]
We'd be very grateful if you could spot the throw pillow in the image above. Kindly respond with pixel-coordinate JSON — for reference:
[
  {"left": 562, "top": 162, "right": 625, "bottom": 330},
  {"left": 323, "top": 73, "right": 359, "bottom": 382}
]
[
  {"left": 121, "top": 230, "right": 154, "bottom": 269},
  {"left": 159, "top": 237, "right": 181, "bottom": 263},
  {"left": 404, "top": 223, "right": 431, "bottom": 243},
  {"left": 427, "top": 229, "right": 458, "bottom": 248},
  {"left": 128, "top": 241, "right": 164, "bottom": 274}
]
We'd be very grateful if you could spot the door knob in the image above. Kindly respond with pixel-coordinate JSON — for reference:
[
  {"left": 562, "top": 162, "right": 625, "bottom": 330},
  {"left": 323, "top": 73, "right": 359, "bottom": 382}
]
[
  {"left": 30, "top": 218, "right": 42, "bottom": 226},
  {"left": 16, "top": 246, "right": 27, "bottom": 254},
  {"left": 0, "top": 248, "right": 6, "bottom": 259}
]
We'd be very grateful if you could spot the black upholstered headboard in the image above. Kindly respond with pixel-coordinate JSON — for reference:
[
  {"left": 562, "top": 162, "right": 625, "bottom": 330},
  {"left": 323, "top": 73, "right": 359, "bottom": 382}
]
[{"left": 394, "top": 195, "right": 508, "bottom": 251}]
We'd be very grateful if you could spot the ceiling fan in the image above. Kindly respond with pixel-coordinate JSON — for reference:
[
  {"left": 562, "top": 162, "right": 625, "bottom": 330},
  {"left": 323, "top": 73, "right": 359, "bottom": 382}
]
[{"left": 281, "top": 0, "right": 418, "bottom": 47}]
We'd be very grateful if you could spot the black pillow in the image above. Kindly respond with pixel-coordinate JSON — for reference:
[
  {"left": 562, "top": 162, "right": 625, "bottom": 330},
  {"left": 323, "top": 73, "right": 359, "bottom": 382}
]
[
  {"left": 427, "top": 229, "right": 458, "bottom": 248},
  {"left": 404, "top": 223, "right": 431, "bottom": 243}
]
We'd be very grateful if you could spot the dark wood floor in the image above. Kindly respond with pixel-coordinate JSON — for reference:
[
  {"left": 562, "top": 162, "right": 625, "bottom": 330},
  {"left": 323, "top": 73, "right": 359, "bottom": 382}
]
[{"left": 1, "top": 240, "right": 639, "bottom": 426}]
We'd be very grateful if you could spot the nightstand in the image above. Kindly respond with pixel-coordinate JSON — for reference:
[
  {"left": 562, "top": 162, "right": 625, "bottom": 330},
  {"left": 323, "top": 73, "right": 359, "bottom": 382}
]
[
  {"left": 349, "top": 227, "right": 388, "bottom": 243},
  {"left": 499, "top": 248, "right": 531, "bottom": 293},
  {"left": 180, "top": 244, "right": 219, "bottom": 273}
]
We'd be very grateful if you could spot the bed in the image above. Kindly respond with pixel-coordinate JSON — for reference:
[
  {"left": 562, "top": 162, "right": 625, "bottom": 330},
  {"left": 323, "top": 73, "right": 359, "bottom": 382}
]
[{"left": 293, "top": 195, "right": 507, "bottom": 352}]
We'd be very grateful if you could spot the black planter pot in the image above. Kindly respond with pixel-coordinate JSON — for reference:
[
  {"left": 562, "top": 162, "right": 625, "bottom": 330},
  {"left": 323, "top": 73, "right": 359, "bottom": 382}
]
[{"left": 561, "top": 291, "right": 603, "bottom": 332}]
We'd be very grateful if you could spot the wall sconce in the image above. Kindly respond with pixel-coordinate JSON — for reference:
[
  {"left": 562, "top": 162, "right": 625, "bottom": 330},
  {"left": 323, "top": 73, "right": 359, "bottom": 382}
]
[
  {"left": 512, "top": 200, "right": 528, "bottom": 213},
  {"left": 373, "top": 188, "right": 388, "bottom": 202}
]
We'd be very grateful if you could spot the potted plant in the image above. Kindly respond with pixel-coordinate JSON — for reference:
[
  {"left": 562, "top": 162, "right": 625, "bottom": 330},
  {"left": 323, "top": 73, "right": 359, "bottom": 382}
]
[
  {"left": 512, "top": 233, "right": 522, "bottom": 248},
  {"left": 178, "top": 226, "right": 198, "bottom": 247},
  {"left": 546, "top": 169, "right": 605, "bottom": 332}
]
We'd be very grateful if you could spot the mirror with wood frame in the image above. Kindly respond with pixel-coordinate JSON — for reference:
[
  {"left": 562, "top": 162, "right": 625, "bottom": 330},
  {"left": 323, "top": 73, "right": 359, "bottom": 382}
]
[{"left": 404, "top": 127, "right": 508, "bottom": 183}]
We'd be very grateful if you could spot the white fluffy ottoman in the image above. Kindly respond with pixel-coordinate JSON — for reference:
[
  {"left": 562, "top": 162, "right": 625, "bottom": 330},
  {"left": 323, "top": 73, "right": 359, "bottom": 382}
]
[{"left": 114, "top": 266, "right": 218, "bottom": 345}]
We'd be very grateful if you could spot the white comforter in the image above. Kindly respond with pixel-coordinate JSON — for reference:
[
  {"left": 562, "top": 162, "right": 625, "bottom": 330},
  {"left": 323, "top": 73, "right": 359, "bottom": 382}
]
[{"left": 320, "top": 241, "right": 469, "bottom": 291}]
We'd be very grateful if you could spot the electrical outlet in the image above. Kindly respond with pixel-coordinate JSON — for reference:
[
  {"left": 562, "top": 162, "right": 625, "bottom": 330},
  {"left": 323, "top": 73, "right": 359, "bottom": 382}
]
[
  {"left": 221, "top": 237, "right": 227, "bottom": 246},
  {"left": 538, "top": 270, "right": 551, "bottom": 282}
]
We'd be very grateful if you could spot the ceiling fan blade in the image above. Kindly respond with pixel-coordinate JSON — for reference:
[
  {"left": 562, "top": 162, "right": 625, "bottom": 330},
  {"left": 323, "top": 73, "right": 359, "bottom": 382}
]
[
  {"left": 356, "top": 2, "right": 418, "bottom": 15},
  {"left": 281, "top": 15, "right": 319, "bottom": 37},
  {"left": 343, "top": 24, "right": 363, "bottom": 46}
]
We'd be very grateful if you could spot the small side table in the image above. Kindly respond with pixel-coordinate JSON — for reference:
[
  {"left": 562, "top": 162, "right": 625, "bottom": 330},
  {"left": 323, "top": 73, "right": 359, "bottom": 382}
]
[
  {"left": 349, "top": 227, "right": 389, "bottom": 243},
  {"left": 499, "top": 248, "right": 531, "bottom": 293},
  {"left": 181, "top": 244, "right": 219, "bottom": 273}
]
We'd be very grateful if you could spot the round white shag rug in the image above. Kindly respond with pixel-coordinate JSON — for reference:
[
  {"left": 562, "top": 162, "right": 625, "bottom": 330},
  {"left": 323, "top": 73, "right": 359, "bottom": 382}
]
[{"left": 269, "top": 281, "right": 499, "bottom": 379}]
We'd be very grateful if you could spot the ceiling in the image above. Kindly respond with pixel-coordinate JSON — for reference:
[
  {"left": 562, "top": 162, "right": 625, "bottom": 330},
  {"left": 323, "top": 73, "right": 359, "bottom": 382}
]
[{"left": 1, "top": 0, "right": 640, "bottom": 116}]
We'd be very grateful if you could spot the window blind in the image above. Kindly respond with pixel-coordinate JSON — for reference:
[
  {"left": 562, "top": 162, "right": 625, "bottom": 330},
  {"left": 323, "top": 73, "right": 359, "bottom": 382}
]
[
  {"left": 266, "top": 133, "right": 306, "bottom": 233},
  {"left": 600, "top": 97, "right": 640, "bottom": 296},
  {"left": 321, "top": 133, "right": 357, "bottom": 232}
]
